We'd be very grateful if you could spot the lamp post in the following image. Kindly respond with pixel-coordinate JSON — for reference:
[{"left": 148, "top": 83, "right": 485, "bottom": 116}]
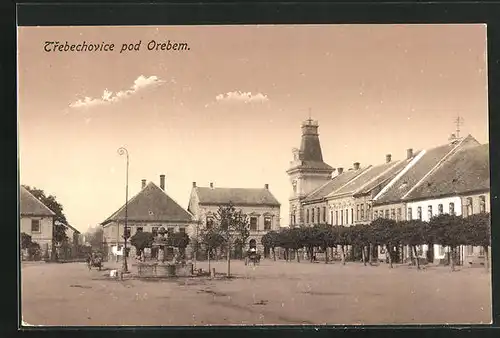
[{"left": 117, "top": 147, "right": 129, "bottom": 273}]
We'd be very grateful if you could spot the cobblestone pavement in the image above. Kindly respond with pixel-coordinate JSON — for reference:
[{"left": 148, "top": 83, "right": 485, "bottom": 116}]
[{"left": 21, "top": 259, "right": 492, "bottom": 326}]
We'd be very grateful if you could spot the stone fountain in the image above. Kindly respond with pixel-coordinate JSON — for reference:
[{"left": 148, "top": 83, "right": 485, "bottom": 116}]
[{"left": 134, "top": 227, "right": 193, "bottom": 278}]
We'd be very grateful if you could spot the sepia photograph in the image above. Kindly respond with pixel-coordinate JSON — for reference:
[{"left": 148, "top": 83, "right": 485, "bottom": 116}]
[{"left": 18, "top": 24, "right": 491, "bottom": 326}]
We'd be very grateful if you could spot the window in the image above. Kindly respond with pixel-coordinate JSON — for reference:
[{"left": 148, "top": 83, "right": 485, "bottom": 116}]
[
  {"left": 417, "top": 207, "right": 422, "bottom": 220},
  {"left": 317, "top": 208, "right": 320, "bottom": 223},
  {"left": 361, "top": 204, "right": 365, "bottom": 220},
  {"left": 152, "top": 227, "right": 158, "bottom": 237},
  {"left": 449, "top": 202, "right": 455, "bottom": 215},
  {"left": 136, "top": 227, "right": 143, "bottom": 233},
  {"left": 264, "top": 216, "right": 272, "bottom": 230},
  {"left": 438, "top": 204, "right": 443, "bottom": 215},
  {"left": 467, "top": 197, "right": 473, "bottom": 216},
  {"left": 31, "top": 219, "right": 40, "bottom": 233},
  {"left": 479, "top": 246, "right": 485, "bottom": 256},
  {"left": 479, "top": 195, "right": 486, "bottom": 213},
  {"left": 306, "top": 209, "right": 310, "bottom": 223},
  {"left": 323, "top": 207, "right": 326, "bottom": 223},
  {"left": 250, "top": 217, "right": 258, "bottom": 231},
  {"left": 330, "top": 211, "right": 334, "bottom": 225},
  {"left": 407, "top": 208, "right": 413, "bottom": 220},
  {"left": 311, "top": 209, "right": 315, "bottom": 223},
  {"left": 179, "top": 227, "right": 186, "bottom": 234},
  {"left": 351, "top": 209, "right": 354, "bottom": 224},
  {"left": 438, "top": 245, "right": 446, "bottom": 256},
  {"left": 390, "top": 209, "right": 395, "bottom": 220},
  {"left": 427, "top": 205, "right": 433, "bottom": 220},
  {"left": 374, "top": 210, "right": 378, "bottom": 219},
  {"left": 396, "top": 208, "right": 402, "bottom": 221},
  {"left": 385, "top": 209, "right": 389, "bottom": 219},
  {"left": 340, "top": 210, "right": 344, "bottom": 225},
  {"left": 356, "top": 205, "right": 360, "bottom": 221},
  {"left": 335, "top": 210, "right": 339, "bottom": 225},
  {"left": 206, "top": 216, "right": 214, "bottom": 229},
  {"left": 167, "top": 227, "right": 175, "bottom": 234},
  {"left": 346, "top": 209, "right": 349, "bottom": 224}
]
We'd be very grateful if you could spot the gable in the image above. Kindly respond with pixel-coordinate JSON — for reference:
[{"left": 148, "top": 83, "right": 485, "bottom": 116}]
[{"left": 20, "top": 186, "right": 56, "bottom": 217}]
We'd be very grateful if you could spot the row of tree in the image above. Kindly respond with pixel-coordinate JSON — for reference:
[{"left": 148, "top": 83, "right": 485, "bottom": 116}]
[
  {"left": 261, "top": 213, "right": 491, "bottom": 271},
  {"left": 129, "top": 230, "right": 191, "bottom": 260}
]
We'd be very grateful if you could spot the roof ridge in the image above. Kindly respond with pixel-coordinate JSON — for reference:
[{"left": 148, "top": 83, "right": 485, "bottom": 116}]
[
  {"left": 401, "top": 138, "right": 470, "bottom": 200},
  {"left": 101, "top": 181, "right": 158, "bottom": 224},
  {"left": 353, "top": 160, "right": 403, "bottom": 195},
  {"left": 373, "top": 150, "right": 427, "bottom": 201},
  {"left": 158, "top": 183, "right": 195, "bottom": 219},
  {"left": 20, "top": 186, "right": 56, "bottom": 216},
  {"left": 326, "top": 165, "right": 372, "bottom": 198}
]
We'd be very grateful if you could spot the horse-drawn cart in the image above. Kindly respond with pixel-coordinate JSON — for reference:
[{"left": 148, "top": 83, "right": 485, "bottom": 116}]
[{"left": 87, "top": 253, "right": 103, "bottom": 271}]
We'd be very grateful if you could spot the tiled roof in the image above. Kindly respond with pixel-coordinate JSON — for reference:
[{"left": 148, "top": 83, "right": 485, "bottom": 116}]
[
  {"left": 20, "top": 186, "right": 56, "bottom": 217},
  {"left": 101, "top": 182, "right": 193, "bottom": 225},
  {"left": 56, "top": 221, "right": 81, "bottom": 234},
  {"left": 304, "top": 168, "right": 367, "bottom": 202},
  {"left": 195, "top": 187, "right": 281, "bottom": 206},
  {"left": 331, "top": 161, "right": 406, "bottom": 197},
  {"left": 353, "top": 158, "right": 416, "bottom": 196},
  {"left": 404, "top": 143, "right": 489, "bottom": 200},
  {"left": 373, "top": 135, "right": 480, "bottom": 205}
]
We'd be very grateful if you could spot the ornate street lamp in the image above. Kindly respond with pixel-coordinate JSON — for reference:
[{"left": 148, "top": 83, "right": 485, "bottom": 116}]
[{"left": 117, "top": 147, "right": 130, "bottom": 273}]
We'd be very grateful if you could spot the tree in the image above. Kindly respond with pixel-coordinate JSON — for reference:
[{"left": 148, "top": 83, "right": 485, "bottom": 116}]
[
  {"left": 23, "top": 186, "right": 69, "bottom": 244},
  {"left": 213, "top": 202, "right": 249, "bottom": 277},
  {"left": 130, "top": 231, "right": 155, "bottom": 261},
  {"left": 21, "top": 232, "right": 32, "bottom": 250},
  {"left": 399, "top": 220, "right": 429, "bottom": 270},
  {"left": 261, "top": 231, "right": 280, "bottom": 261},
  {"left": 370, "top": 218, "right": 400, "bottom": 268},
  {"left": 428, "top": 214, "right": 467, "bottom": 271},
  {"left": 350, "top": 224, "right": 371, "bottom": 266},
  {"left": 336, "top": 226, "right": 351, "bottom": 265},
  {"left": 170, "top": 232, "right": 191, "bottom": 259},
  {"left": 464, "top": 212, "right": 491, "bottom": 270}
]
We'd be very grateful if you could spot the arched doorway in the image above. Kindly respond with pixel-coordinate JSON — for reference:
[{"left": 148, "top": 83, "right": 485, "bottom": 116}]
[{"left": 249, "top": 239, "right": 257, "bottom": 249}]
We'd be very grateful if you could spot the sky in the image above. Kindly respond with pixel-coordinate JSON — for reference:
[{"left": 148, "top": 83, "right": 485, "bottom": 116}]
[{"left": 17, "top": 24, "right": 489, "bottom": 233}]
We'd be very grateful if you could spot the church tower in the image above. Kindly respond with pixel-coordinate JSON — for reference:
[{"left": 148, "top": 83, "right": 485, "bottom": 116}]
[{"left": 286, "top": 118, "right": 334, "bottom": 226}]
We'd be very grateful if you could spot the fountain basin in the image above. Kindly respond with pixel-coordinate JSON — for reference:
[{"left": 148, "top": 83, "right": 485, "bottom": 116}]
[{"left": 133, "top": 262, "right": 193, "bottom": 278}]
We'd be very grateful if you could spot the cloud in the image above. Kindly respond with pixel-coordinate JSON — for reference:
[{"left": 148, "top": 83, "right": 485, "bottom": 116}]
[
  {"left": 69, "top": 75, "right": 165, "bottom": 108},
  {"left": 214, "top": 91, "right": 269, "bottom": 104}
]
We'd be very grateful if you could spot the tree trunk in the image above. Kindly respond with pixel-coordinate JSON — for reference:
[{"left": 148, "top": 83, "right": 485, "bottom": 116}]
[
  {"left": 309, "top": 247, "right": 314, "bottom": 263},
  {"left": 412, "top": 245, "right": 420, "bottom": 270},
  {"left": 368, "top": 243, "right": 373, "bottom": 265},
  {"left": 387, "top": 245, "right": 393, "bottom": 268},
  {"left": 450, "top": 246, "right": 455, "bottom": 272},
  {"left": 207, "top": 246, "right": 211, "bottom": 272},
  {"left": 325, "top": 247, "right": 329, "bottom": 264},
  {"left": 272, "top": 247, "right": 276, "bottom": 261},
  {"left": 484, "top": 246, "right": 489, "bottom": 270},
  {"left": 409, "top": 245, "right": 414, "bottom": 266},
  {"left": 340, "top": 246, "right": 346, "bottom": 265},
  {"left": 227, "top": 243, "right": 231, "bottom": 277},
  {"left": 296, "top": 249, "right": 300, "bottom": 263},
  {"left": 362, "top": 246, "right": 367, "bottom": 266}
]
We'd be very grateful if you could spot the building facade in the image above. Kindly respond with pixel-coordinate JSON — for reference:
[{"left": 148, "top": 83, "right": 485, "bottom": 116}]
[
  {"left": 101, "top": 175, "right": 195, "bottom": 259},
  {"left": 20, "top": 186, "right": 56, "bottom": 257},
  {"left": 188, "top": 182, "right": 281, "bottom": 252}
]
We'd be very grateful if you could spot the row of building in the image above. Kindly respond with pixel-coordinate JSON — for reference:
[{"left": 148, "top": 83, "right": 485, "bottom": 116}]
[
  {"left": 288, "top": 118, "right": 490, "bottom": 264},
  {"left": 19, "top": 118, "right": 490, "bottom": 265}
]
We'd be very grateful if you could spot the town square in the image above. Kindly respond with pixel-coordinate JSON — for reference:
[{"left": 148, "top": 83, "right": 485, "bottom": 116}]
[{"left": 18, "top": 24, "right": 491, "bottom": 326}]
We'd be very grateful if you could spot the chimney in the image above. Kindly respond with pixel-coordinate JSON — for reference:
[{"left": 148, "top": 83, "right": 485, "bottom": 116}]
[
  {"left": 141, "top": 179, "right": 146, "bottom": 189},
  {"left": 386, "top": 154, "right": 392, "bottom": 163},
  {"left": 264, "top": 184, "right": 269, "bottom": 190},
  {"left": 406, "top": 148, "right": 413, "bottom": 159},
  {"left": 210, "top": 182, "right": 214, "bottom": 189},
  {"left": 353, "top": 162, "right": 360, "bottom": 170},
  {"left": 192, "top": 182, "right": 197, "bottom": 188},
  {"left": 337, "top": 167, "right": 344, "bottom": 175},
  {"left": 160, "top": 174, "right": 165, "bottom": 190}
]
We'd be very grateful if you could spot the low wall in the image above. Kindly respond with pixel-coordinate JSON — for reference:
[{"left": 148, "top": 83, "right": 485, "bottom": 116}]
[{"left": 133, "top": 262, "right": 194, "bottom": 278}]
